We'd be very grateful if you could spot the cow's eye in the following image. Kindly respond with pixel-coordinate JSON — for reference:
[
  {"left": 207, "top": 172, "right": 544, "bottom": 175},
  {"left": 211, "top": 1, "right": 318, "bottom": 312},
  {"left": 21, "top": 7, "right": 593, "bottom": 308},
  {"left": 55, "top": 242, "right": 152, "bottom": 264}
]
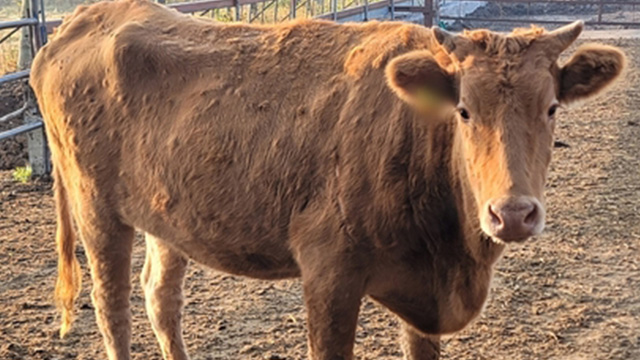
[
  {"left": 457, "top": 107, "right": 470, "bottom": 122},
  {"left": 548, "top": 104, "right": 559, "bottom": 118}
]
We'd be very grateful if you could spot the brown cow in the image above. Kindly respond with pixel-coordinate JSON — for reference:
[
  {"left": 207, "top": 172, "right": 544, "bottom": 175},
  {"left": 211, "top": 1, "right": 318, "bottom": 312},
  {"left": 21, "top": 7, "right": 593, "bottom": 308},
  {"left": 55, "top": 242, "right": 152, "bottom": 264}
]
[{"left": 30, "top": 0, "right": 624, "bottom": 359}]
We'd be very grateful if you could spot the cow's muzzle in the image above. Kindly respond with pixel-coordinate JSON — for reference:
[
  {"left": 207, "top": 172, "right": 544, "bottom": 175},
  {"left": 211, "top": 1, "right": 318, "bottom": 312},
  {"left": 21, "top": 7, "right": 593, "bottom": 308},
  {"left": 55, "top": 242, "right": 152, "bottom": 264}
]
[{"left": 481, "top": 196, "right": 545, "bottom": 242}]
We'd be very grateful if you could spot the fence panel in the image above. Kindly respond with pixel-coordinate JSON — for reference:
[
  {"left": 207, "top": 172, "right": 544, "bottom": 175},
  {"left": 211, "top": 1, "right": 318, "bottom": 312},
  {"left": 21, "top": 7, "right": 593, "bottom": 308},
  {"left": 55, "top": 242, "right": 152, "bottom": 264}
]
[
  {"left": 437, "top": 0, "right": 640, "bottom": 29},
  {"left": 0, "top": 0, "right": 49, "bottom": 175}
]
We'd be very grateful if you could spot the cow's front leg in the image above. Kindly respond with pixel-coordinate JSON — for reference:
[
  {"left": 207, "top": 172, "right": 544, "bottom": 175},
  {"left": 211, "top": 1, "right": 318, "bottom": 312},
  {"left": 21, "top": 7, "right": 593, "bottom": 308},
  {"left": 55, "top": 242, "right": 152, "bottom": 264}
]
[
  {"left": 400, "top": 322, "right": 440, "bottom": 360},
  {"left": 302, "top": 261, "right": 365, "bottom": 360},
  {"left": 293, "top": 209, "right": 368, "bottom": 359}
]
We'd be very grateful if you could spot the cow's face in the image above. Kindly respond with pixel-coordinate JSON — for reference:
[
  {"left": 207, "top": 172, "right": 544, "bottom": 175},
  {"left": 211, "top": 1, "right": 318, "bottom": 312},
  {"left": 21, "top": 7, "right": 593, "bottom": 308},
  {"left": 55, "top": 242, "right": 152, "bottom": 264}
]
[{"left": 386, "top": 22, "right": 624, "bottom": 243}]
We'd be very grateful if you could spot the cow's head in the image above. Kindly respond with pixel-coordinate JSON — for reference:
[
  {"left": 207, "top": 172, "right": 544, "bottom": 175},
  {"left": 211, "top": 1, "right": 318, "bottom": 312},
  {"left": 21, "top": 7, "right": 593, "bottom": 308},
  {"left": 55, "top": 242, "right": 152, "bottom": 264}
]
[{"left": 385, "top": 22, "right": 624, "bottom": 243}]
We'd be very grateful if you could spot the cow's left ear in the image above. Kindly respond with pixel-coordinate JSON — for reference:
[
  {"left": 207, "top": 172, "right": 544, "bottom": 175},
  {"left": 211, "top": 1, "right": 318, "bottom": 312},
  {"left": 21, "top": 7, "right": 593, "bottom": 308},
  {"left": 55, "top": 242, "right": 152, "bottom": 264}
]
[
  {"left": 559, "top": 44, "right": 626, "bottom": 104},
  {"left": 385, "top": 50, "right": 457, "bottom": 109}
]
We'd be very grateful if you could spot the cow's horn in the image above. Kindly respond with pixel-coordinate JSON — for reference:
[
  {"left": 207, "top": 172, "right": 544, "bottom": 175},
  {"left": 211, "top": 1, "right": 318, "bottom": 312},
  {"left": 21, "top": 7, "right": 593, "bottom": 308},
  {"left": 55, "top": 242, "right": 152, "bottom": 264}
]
[
  {"left": 544, "top": 20, "right": 584, "bottom": 56},
  {"left": 432, "top": 27, "right": 458, "bottom": 53},
  {"left": 432, "top": 26, "right": 471, "bottom": 60}
]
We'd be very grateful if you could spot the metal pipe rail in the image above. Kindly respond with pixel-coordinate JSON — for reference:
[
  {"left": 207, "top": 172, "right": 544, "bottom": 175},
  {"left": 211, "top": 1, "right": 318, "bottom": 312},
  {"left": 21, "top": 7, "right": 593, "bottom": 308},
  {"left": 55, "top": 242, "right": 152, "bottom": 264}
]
[
  {"left": 0, "top": 121, "right": 43, "bottom": 141},
  {"left": 434, "top": 0, "right": 640, "bottom": 4},
  {"left": 0, "top": 18, "right": 38, "bottom": 30},
  {"left": 0, "top": 70, "right": 30, "bottom": 86},
  {"left": 44, "top": 0, "right": 398, "bottom": 33},
  {"left": 438, "top": 16, "right": 640, "bottom": 27},
  {"left": 316, "top": 0, "right": 389, "bottom": 20},
  {"left": 0, "top": 104, "right": 28, "bottom": 124}
]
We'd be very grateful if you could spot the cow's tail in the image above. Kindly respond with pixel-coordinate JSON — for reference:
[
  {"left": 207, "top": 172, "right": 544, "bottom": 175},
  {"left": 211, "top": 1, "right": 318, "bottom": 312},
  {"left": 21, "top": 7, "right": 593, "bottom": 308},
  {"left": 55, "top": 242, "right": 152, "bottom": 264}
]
[{"left": 53, "top": 166, "right": 82, "bottom": 338}]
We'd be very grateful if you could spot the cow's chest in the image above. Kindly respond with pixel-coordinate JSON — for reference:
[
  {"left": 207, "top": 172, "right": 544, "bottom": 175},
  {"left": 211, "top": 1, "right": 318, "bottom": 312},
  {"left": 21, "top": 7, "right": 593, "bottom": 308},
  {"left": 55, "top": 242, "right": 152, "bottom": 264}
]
[{"left": 371, "top": 257, "right": 495, "bottom": 335}]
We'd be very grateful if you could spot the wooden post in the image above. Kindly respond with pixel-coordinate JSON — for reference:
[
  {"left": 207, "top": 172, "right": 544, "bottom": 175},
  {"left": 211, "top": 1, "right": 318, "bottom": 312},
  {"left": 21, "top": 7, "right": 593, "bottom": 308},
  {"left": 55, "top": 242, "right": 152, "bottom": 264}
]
[
  {"left": 363, "top": 0, "right": 368, "bottom": 21},
  {"left": 235, "top": 0, "right": 241, "bottom": 21},
  {"left": 250, "top": 3, "right": 257, "bottom": 22},
  {"left": 597, "top": 0, "right": 603, "bottom": 24},
  {"left": 274, "top": 0, "right": 279, "bottom": 22},
  {"left": 332, "top": 0, "right": 337, "bottom": 20},
  {"left": 423, "top": 0, "right": 433, "bottom": 27}
]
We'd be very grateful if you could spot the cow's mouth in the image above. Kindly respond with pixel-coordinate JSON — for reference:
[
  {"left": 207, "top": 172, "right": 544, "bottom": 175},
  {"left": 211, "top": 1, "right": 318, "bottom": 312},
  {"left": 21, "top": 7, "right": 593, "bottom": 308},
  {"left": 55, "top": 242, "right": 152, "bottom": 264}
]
[{"left": 488, "top": 234, "right": 531, "bottom": 245}]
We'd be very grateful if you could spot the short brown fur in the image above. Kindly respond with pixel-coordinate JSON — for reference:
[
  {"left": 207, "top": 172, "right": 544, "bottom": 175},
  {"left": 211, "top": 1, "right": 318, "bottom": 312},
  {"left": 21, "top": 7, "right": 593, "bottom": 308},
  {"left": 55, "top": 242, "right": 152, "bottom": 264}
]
[{"left": 31, "top": 1, "right": 624, "bottom": 359}]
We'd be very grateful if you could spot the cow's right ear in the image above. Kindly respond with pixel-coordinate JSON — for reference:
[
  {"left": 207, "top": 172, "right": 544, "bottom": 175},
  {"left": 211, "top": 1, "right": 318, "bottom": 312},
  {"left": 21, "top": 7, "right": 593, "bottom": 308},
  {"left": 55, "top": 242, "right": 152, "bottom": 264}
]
[{"left": 385, "top": 50, "right": 457, "bottom": 108}]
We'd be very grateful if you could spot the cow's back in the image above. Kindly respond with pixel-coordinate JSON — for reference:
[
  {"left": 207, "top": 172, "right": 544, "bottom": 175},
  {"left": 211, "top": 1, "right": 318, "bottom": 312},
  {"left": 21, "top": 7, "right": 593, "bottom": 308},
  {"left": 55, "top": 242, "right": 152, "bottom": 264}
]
[{"left": 31, "top": 0, "right": 438, "bottom": 277}]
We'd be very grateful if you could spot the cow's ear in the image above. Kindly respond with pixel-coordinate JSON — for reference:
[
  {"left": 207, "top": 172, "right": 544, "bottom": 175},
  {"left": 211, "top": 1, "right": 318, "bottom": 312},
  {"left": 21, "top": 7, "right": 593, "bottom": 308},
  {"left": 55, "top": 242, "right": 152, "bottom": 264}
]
[
  {"left": 385, "top": 50, "right": 457, "bottom": 109},
  {"left": 559, "top": 44, "right": 625, "bottom": 104}
]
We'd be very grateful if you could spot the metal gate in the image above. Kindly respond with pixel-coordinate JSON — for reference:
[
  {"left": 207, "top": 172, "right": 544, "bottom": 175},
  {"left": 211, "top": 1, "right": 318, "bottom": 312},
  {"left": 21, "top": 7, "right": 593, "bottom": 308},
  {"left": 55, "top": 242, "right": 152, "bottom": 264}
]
[{"left": 0, "top": 0, "right": 49, "bottom": 175}]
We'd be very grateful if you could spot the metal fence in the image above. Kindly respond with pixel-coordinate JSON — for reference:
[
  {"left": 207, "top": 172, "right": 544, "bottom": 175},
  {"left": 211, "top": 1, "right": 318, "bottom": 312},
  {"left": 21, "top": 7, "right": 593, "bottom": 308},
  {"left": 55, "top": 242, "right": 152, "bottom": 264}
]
[
  {"left": 43, "top": 0, "right": 405, "bottom": 32},
  {"left": 0, "top": 0, "right": 49, "bottom": 175}
]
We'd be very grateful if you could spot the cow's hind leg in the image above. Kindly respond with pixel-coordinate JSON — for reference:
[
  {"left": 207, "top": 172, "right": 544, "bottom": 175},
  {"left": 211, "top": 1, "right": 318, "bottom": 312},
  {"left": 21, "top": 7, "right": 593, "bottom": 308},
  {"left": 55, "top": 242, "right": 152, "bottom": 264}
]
[
  {"left": 141, "top": 234, "right": 189, "bottom": 360},
  {"left": 400, "top": 323, "right": 440, "bottom": 360},
  {"left": 76, "top": 207, "right": 135, "bottom": 360}
]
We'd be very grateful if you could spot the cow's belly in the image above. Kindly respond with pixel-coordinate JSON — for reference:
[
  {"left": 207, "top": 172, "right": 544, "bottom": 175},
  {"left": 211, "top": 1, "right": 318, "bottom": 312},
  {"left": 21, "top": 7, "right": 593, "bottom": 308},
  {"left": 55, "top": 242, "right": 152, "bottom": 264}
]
[
  {"left": 120, "top": 184, "right": 302, "bottom": 280},
  {"left": 166, "top": 235, "right": 302, "bottom": 280},
  {"left": 145, "top": 222, "right": 301, "bottom": 280},
  {"left": 115, "top": 123, "right": 312, "bottom": 279}
]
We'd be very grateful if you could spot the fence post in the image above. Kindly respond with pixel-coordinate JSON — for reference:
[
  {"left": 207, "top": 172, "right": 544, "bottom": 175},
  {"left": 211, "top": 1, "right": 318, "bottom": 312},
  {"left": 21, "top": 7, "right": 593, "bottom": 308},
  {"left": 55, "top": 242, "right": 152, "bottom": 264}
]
[
  {"left": 389, "top": 0, "right": 394, "bottom": 20},
  {"left": 332, "top": 0, "right": 337, "bottom": 20},
  {"left": 363, "top": 0, "right": 368, "bottom": 21},
  {"left": 235, "top": 0, "right": 241, "bottom": 21},
  {"left": 598, "top": 0, "right": 603, "bottom": 23},
  {"left": 423, "top": 0, "right": 433, "bottom": 26},
  {"left": 433, "top": 0, "right": 439, "bottom": 25},
  {"left": 19, "top": 0, "right": 49, "bottom": 176},
  {"left": 274, "top": 0, "right": 279, "bottom": 21},
  {"left": 290, "top": 0, "right": 297, "bottom": 19}
]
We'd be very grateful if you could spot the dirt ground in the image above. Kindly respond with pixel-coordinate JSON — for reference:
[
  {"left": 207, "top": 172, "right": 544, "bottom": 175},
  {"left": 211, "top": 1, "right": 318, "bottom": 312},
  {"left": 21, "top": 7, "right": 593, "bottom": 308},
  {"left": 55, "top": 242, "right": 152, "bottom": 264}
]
[{"left": 1, "top": 37, "right": 639, "bottom": 360}]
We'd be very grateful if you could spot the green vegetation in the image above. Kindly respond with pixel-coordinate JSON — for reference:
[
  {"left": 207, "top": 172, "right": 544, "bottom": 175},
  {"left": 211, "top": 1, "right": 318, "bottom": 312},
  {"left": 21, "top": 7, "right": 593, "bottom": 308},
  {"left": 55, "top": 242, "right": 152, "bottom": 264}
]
[{"left": 12, "top": 165, "right": 32, "bottom": 183}]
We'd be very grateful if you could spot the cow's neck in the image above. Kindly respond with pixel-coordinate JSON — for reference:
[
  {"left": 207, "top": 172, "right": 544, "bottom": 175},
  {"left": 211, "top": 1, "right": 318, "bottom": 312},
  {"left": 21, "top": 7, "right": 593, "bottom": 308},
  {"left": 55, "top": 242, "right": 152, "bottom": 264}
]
[
  {"left": 403, "top": 113, "right": 504, "bottom": 266},
  {"left": 368, "top": 115, "right": 506, "bottom": 334}
]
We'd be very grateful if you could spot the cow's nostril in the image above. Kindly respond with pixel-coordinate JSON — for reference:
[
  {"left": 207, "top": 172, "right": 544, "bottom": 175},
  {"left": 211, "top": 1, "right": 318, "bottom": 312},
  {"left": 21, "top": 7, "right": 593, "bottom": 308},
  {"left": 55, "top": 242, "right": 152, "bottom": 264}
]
[
  {"left": 488, "top": 205, "right": 502, "bottom": 226},
  {"left": 524, "top": 204, "right": 538, "bottom": 225}
]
